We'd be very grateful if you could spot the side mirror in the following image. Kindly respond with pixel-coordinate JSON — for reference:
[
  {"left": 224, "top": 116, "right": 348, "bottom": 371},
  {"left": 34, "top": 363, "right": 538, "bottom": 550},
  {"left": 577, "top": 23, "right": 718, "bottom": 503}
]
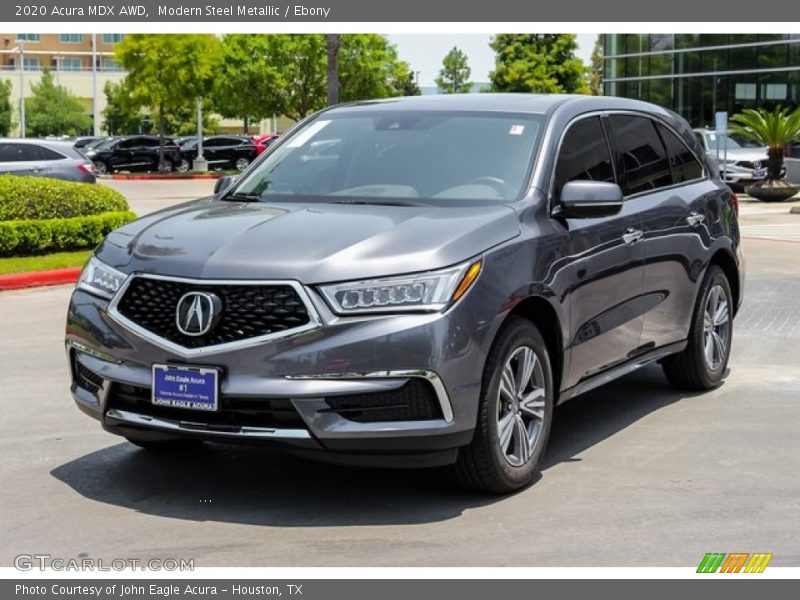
[
  {"left": 554, "top": 180, "right": 624, "bottom": 219},
  {"left": 214, "top": 175, "right": 237, "bottom": 195}
]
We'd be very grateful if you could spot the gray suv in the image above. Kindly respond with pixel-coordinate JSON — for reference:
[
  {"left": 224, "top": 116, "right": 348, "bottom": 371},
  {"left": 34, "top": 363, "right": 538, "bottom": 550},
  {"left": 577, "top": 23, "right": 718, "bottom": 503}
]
[{"left": 66, "top": 95, "right": 744, "bottom": 493}]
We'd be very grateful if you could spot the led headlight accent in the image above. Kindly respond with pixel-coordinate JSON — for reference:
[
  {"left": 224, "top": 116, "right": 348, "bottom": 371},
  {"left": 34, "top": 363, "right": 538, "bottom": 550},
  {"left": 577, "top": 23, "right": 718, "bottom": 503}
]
[
  {"left": 320, "top": 260, "right": 482, "bottom": 314},
  {"left": 76, "top": 256, "right": 126, "bottom": 299}
]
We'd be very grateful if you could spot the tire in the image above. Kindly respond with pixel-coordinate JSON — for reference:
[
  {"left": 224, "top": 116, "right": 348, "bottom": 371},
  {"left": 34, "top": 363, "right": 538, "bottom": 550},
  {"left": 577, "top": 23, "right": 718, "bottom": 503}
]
[
  {"left": 235, "top": 157, "right": 251, "bottom": 172},
  {"left": 455, "top": 316, "right": 554, "bottom": 494},
  {"left": 662, "top": 265, "right": 733, "bottom": 391},
  {"left": 176, "top": 159, "right": 191, "bottom": 173},
  {"left": 124, "top": 433, "right": 203, "bottom": 452},
  {"left": 93, "top": 161, "right": 109, "bottom": 176},
  {"left": 160, "top": 160, "right": 174, "bottom": 173}
]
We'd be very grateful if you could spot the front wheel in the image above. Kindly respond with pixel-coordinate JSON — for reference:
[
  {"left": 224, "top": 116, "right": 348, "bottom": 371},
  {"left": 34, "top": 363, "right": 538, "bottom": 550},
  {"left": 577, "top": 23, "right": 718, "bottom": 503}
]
[
  {"left": 235, "top": 157, "right": 251, "bottom": 172},
  {"left": 663, "top": 265, "right": 733, "bottom": 390},
  {"left": 93, "top": 161, "right": 109, "bottom": 176},
  {"left": 176, "top": 159, "right": 191, "bottom": 173},
  {"left": 455, "top": 317, "right": 554, "bottom": 494}
]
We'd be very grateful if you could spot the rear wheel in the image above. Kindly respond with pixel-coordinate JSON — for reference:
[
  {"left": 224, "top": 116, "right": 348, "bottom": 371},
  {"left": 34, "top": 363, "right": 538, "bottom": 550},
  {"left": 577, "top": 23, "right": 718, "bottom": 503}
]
[
  {"left": 663, "top": 265, "right": 733, "bottom": 390},
  {"left": 160, "top": 160, "right": 174, "bottom": 173},
  {"left": 455, "top": 317, "right": 554, "bottom": 494},
  {"left": 176, "top": 159, "right": 191, "bottom": 173}
]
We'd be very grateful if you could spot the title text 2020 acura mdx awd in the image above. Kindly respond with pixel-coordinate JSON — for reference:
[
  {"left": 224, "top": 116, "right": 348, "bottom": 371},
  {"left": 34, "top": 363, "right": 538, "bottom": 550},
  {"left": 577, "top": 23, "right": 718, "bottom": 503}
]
[{"left": 66, "top": 95, "right": 744, "bottom": 493}]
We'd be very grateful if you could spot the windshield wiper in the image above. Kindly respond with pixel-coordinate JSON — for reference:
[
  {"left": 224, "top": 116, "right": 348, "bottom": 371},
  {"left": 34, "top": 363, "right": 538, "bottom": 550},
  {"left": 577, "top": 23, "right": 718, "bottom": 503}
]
[
  {"left": 222, "top": 192, "right": 261, "bottom": 202},
  {"left": 331, "top": 199, "right": 421, "bottom": 207}
]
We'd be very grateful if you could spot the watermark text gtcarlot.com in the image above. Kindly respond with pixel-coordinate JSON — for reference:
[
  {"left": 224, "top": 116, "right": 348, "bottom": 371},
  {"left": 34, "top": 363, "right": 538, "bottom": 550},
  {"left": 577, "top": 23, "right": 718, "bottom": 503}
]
[{"left": 14, "top": 554, "right": 194, "bottom": 571}]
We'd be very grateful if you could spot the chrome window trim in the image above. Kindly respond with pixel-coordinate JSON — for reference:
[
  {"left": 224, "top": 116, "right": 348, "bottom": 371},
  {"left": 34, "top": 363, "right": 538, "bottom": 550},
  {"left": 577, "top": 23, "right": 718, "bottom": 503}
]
[
  {"left": 107, "top": 273, "right": 323, "bottom": 358},
  {"left": 285, "top": 369, "right": 454, "bottom": 423},
  {"left": 546, "top": 109, "right": 708, "bottom": 213},
  {"left": 105, "top": 408, "right": 312, "bottom": 440}
]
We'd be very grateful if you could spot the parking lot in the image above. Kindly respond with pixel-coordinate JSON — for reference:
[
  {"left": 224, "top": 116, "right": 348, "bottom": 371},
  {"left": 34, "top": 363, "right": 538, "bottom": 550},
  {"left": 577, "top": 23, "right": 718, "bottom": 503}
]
[{"left": 1, "top": 180, "right": 799, "bottom": 567}]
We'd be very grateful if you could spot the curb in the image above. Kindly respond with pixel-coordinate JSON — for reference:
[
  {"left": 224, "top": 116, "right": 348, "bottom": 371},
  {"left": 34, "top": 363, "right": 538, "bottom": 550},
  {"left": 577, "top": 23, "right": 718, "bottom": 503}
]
[
  {"left": 102, "top": 172, "right": 228, "bottom": 181},
  {"left": 0, "top": 267, "right": 81, "bottom": 291}
]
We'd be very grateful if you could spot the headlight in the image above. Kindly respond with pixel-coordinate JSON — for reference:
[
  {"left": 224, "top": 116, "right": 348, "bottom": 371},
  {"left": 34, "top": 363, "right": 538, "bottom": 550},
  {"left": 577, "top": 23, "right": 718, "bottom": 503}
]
[
  {"left": 76, "top": 256, "right": 127, "bottom": 299},
  {"left": 319, "top": 260, "right": 482, "bottom": 314}
]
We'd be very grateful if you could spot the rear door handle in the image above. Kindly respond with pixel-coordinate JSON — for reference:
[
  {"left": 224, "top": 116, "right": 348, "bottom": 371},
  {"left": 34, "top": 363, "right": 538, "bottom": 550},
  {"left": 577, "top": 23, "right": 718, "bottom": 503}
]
[
  {"left": 622, "top": 228, "right": 643, "bottom": 245},
  {"left": 687, "top": 212, "right": 706, "bottom": 227}
]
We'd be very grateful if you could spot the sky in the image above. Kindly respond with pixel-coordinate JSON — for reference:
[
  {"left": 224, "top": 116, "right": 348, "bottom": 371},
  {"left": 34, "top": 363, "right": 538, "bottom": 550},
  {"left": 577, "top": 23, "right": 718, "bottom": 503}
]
[{"left": 387, "top": 34, "right": 597, "bottom": 88}]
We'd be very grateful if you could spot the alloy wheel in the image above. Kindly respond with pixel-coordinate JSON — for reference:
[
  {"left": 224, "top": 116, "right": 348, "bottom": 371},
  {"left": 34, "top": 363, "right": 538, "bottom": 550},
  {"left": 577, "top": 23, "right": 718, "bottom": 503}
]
[
  {"left": 496, "top": 345, "right": 546, "bottom": 467},
  {"left": 703, "top": 283, "right": 730, "bottom": 371},
  {"left": 235, "top": 158, "right": 250, "bottom": 172}
]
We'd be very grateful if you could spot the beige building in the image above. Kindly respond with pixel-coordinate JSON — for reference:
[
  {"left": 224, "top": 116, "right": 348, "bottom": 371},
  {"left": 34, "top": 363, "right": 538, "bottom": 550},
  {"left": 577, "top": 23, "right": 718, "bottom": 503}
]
[{"left": 0, "top": 33, "right": 289, "bottom": 136}]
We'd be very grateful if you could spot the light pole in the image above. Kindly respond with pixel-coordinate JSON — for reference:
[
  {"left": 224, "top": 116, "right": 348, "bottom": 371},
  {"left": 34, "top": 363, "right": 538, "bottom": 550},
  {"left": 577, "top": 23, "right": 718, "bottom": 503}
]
[
  {"left": 193, "top": 96, "right": 207, "bottom": 172},
  {"left": 14, "top": 39, "right": 26, "bottom": 137},
  {"left": 91, "top": 33, "right": 99, "bottom": 135}
]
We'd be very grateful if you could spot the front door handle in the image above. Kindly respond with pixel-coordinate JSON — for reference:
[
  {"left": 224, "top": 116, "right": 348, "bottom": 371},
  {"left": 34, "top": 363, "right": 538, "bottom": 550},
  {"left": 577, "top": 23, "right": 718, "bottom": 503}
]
[
  {"left": 622, "top": 228, "right": 643, "bottom": 245},
  {"left": 686, "top": 212, "right": 706, "bottom": 227},
  {"left": 29, "top": 166, "right": 41, "bottom": 173}
]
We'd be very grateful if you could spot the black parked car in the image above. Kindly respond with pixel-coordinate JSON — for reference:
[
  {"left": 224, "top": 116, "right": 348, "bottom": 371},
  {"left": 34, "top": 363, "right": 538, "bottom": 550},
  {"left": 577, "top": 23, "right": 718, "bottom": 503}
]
[
  {"left": 176, "top": 135, "right": 258, "bottom": 172},
  {"left": 83, "top": 135, "right": 182, "bottom": 175},
  {"left": 68, "top": 95, "right": 743, "bottom": 493}
]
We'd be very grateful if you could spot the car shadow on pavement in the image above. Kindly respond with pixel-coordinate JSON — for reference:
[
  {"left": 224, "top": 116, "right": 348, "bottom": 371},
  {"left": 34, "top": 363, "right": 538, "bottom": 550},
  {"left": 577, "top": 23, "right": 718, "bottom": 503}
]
[{"left": 50, "top": 363, "right": 709, "bottom": 527}]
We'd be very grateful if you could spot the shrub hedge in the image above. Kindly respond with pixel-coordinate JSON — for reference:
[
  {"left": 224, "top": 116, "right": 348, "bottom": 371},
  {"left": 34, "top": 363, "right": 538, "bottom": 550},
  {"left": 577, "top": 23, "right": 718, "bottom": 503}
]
[
  {"left": 0, "top": 175, "right": 134, "bottom": 256},
  {"left": 0, "top": 175, "right": 129, "bottom": 221},
  {"left": 0, "top": 211, "right": 136, "bottom": 256}
]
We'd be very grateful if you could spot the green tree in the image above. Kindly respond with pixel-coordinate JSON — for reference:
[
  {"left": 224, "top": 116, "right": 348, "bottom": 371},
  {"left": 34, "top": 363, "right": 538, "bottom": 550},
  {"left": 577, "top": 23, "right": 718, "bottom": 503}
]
[
  {"left": 214, "top": 34, "right": 281, "bottom": 133},
  {"left": 391, "top": 62, "right": 421, "bottom": 97},
  {"left": 588, "top": 35, "right": 604, "bottom": 96},
  {"left": 256, "top": 34, "right": 412, "bottom": 121},
  {"left": 489, "top": 34, "right": 589, "bottom": 94},
  {"left": 435, "top": 46, "right": 472, "bottom": 94},
  {"left": 0, "top": 79, "right": 14, "bottom": 136},
  {"left": 25, "top": 70, "right": 92, "bottom": 136},
  {"left": 102, "top": 80, "right": 143, "bottom": 135},
  {"left": 730, "top": 106, "right": 800, "bottom": 183},
  {"left": 117, "top": 34, "right": 220, "bottom": 169}
]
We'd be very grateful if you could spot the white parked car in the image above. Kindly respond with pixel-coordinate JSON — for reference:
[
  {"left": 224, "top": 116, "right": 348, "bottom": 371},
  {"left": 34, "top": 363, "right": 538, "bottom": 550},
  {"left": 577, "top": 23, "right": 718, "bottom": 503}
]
[{"left": 693, "top": 128, "right": 784, "bottom": 189}]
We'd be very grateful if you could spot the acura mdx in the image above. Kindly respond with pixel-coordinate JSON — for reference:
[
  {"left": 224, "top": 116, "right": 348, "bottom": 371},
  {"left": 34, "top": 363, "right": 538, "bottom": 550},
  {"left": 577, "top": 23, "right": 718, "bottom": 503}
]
[{"left": 66, "top": 95, "right": 744, "bottom": 493}]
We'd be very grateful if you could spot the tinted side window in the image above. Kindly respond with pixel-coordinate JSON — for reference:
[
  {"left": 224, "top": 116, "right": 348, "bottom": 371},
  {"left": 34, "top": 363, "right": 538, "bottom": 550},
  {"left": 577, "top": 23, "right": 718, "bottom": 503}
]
[
  {"left": 0, "top": 143, "right": 41, "bottom": 162},
  {"left": 610, "top": 115, "right": 672, "bottom": 195},
  {"left": 554, "top": 116, "right": 615, "bottom": 196},
  {"left": 117, "top": 138, "right": 141, "bottom": 149},
  {"left": 37, "top": 146, "right": 66, "bottom": 160},
  {"left": 658, "top": 124, "right": 704, "bottom": 183}
]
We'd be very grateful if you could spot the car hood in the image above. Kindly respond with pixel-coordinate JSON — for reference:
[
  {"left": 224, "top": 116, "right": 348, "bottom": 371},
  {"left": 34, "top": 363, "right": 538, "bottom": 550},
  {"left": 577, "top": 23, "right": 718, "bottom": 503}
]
[
  {"left": 720, "top": 148, "right": 768, "bottom": 162},
  {"left": 97, "top": 197, "right": 521, "bottom": 283}
]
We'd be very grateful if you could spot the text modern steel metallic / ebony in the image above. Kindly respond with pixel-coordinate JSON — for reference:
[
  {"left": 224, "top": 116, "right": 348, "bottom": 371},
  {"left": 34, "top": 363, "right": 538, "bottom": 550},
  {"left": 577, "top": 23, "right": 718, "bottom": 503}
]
[{"left": 66, "top": 94, "right": 744, "bottom": 493}]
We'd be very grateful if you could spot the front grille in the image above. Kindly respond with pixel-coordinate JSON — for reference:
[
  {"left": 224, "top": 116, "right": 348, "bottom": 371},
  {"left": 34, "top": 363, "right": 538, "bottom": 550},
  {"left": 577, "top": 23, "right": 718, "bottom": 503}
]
[
  {"left": 72, "top": 354, "right": 104, "bottom": 394},
  {"left": 737, "top": 160, "right": 762, "bottom": 170},
  {"left": 323, "top": 379, "right": 443, "bottom": 423},
  {"left": 107, "top": 383, "right": 307, "bottom": 429},
  {"left": 115, "top": 277, "right": 311, "bottom": 348}
]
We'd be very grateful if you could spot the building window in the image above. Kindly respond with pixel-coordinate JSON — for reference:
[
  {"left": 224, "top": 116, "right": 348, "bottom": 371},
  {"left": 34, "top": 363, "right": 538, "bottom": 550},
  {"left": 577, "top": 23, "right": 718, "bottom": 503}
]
[
  {"left": 102, "top": 33, "right": 124, "bottom": 44},
  {"left": 102, "top": 58, "right": 123, "bottom": 72},
  {"left": 17, "top": 34, "right": 40, "bottom": 42},
  {"left": 60, "top": 57, "right": 82, "bottom": 71},
  {"left": 59, "top": 34, "right": 83, "bottom": 44},
  {"left": 22, "top": 57, "right": 39, "bottom": 71}
]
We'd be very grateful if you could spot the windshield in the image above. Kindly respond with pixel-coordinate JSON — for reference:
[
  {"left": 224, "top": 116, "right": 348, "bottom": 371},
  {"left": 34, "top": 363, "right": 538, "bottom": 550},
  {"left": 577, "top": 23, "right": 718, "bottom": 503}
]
[
  {"left": 90, "top": 138, "right": 118, "bottom": 152},
  {"left": 232, "top": 110, "right": 544, "bottom": 204},
  {"left": 703, "top": 132, "right": 747, "bottom": 150}
]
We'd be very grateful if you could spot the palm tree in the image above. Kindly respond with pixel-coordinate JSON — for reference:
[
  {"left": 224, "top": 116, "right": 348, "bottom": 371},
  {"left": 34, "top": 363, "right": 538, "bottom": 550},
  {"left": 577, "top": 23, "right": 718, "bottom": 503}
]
[{"left": 729, "top": 106, "right": 800, "bottom": 188}]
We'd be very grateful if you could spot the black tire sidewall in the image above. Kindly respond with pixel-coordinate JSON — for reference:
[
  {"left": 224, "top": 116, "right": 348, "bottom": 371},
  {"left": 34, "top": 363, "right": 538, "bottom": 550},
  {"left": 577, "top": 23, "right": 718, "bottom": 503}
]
[
  {"left": 481, "top": 318, "right": 554, "bottom": 489},
  {"left": 691, "top": 266, "right": 734, "bottom": 384}
]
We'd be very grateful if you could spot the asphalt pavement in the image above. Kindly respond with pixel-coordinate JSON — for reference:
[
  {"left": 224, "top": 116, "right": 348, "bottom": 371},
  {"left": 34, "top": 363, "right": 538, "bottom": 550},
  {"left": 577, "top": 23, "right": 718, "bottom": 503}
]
[{"left": 0, "top": 181, "right": 798, "bottom": 567}]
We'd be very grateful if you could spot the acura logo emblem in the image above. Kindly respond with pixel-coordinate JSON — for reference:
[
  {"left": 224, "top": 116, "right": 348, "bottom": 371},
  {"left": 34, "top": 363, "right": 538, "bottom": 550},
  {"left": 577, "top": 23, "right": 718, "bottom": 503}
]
[{"left": 175, "top": 291, "right": 222, "bottom": 336}]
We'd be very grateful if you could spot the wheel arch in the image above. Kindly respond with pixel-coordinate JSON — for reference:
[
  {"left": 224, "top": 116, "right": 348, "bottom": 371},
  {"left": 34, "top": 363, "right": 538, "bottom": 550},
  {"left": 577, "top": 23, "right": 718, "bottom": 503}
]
[
  {"left": 503, "top": 296, "right": 565, "bottom": 397},
  {"left": 709, "top": 248, "right": 740, "bottom": 315}
]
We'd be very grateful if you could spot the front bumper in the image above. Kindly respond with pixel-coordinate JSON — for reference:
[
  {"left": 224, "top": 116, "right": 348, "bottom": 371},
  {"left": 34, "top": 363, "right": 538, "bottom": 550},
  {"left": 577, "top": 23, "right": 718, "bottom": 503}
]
[{"left": 66, "top": 280, "right": 494, "bottom": 466}]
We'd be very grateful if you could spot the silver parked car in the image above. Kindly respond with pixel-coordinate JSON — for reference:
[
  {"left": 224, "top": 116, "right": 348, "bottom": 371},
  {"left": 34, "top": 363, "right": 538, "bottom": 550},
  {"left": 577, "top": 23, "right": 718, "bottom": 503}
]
[
  {"left": 693, "top": 128, "right": 784, "bottom": 188},
  {"left": 0, "top": 138, "right": 96, "bottom": 183}
]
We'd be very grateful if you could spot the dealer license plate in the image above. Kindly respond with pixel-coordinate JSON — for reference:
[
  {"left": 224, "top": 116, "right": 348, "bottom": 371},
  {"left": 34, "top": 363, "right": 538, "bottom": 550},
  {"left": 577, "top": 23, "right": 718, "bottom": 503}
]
[{"left": 151, "top": 364, "right": 219, "bottom": 412}]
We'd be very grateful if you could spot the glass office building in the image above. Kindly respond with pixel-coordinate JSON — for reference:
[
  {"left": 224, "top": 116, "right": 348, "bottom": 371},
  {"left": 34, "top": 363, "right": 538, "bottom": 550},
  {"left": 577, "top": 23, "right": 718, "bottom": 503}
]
[{"left": 603, "top": 34, "right": 800, "bottom": 127}]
